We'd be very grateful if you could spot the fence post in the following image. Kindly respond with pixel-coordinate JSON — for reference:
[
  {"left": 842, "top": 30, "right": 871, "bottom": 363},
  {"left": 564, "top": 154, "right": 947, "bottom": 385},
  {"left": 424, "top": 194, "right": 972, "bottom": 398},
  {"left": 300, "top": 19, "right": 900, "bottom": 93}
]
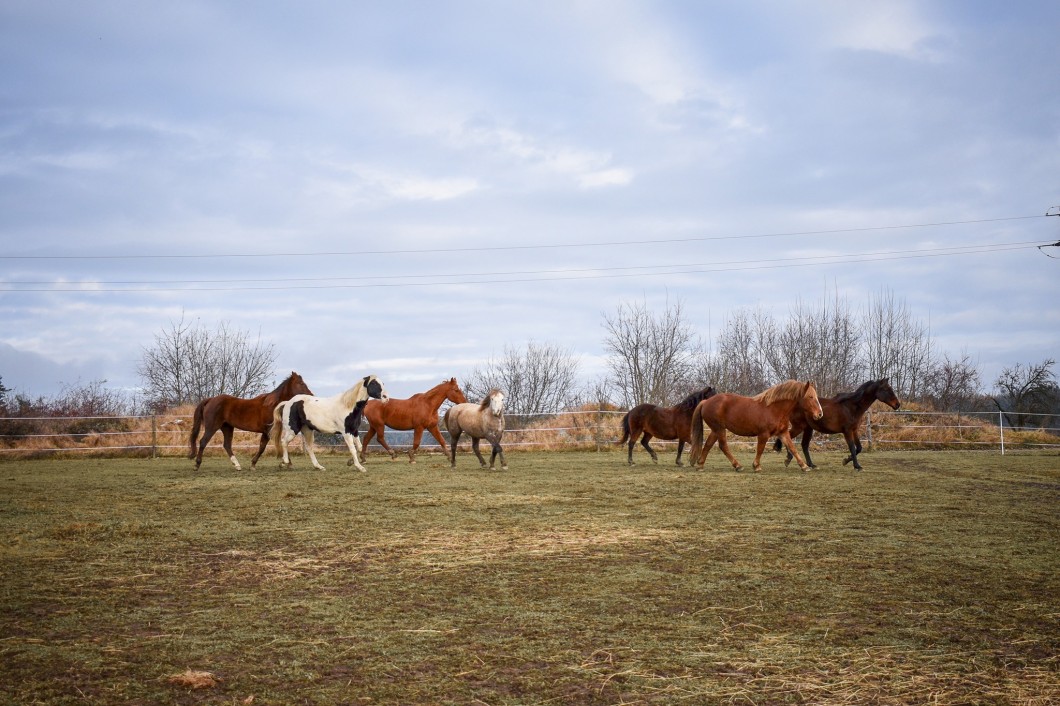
[
  {"left": 999, "top": 410, "right": 1005, "bottom": 456},
  {"left": 151, "top": 416, "right": 157, "bottom": 458}
]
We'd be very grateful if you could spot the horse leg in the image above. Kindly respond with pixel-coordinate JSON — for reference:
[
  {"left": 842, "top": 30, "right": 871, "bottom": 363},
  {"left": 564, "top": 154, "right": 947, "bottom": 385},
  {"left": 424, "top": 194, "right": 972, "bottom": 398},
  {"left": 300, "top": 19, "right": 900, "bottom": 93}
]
[
  {"left": 802, "top": 428, "right": 816, "bottom": 469},
  {"left": 627, "top": 432, "right": 637, "bottom": 466},
  {"left": 427, "top": 424, "right": 449, "bottom": 455},
  {"left": 490, "top": 437, "right": 508, "bottom": 471},
  {"left": 675, "top": 439, "right": 685, "bottom": 467},
  {"left": 279, "top": 429, "right": 293, "bottom": 468},
  {"left": 221, "top": 424, "right": 241, "bottom": 471},
  {"left": 841, "top": 430, "right": 862, "bottom": 470},
  {"left": 303, "top": 430, "right": 325, "bottom": 470},
  {"left": 752, "top": 434, "right": 768, "bottom": 472},
  {"left": 343, "top": 432, "right": 367, "bottom": 472},
  {"left": 471, "top": 437, "right": 488, "bottom": 468},
  {"left": 251, "top": 432, "right": 269, "bottom": 468},
  {"left": 448, "top": 429, "right": 461, "bottom": 468},
  {"left": 778, "top": 431, "right": 809, "bottom": 471},
  {"left": 195, "top": 421, "right": 219, "bottom": 471},
  {"left": 640, "top": 433, "right": 659, "bottom": 463},
  {"left": 408, "top": 427, "right": 424, "bottom": 464},
  {"left": 715, "top": 430, "right": 743, "bottom": 471},
  {"left": 371, "top": 424, "right": 397, "bottom": 460}
]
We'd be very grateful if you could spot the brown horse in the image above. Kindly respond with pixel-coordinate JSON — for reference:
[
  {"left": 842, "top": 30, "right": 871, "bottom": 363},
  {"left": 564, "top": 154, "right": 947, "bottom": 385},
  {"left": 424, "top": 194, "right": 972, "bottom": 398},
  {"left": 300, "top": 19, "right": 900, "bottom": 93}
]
[
  {"left": 188, "top": 371, "right": 312, "bottom": 470},
  {"left": 617, "top": 386, "right": 716, "bottom": 466},
  {"left": 689, "top": 380, "right": 824, "bottom": 472},
  {"left": 361, "top": 378, "right": 468, "bottom": 463},
  {"left": 775, "top": 377, "right": 901, "bottom": 471}
]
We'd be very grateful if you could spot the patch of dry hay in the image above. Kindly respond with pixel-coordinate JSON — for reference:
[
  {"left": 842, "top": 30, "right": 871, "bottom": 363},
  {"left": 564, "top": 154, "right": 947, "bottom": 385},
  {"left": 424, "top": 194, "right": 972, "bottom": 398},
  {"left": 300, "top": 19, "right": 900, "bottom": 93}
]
[{"left": 166, "top": 669, "right": 220, "bottom": 689}]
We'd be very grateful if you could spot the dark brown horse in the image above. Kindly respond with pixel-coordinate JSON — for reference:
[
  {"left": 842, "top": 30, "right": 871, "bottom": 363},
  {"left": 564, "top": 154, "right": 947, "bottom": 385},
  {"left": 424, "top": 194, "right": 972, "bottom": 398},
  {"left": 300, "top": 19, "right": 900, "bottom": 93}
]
[
  {"left": 362, "top": 377, "right": 467, "bottom": 463},
  {"left": 689, "top": 380, "right": 824, "bottom": 472},
  {"left": 617, "top": 386, "right": 716, "bottom": 466},
  {"left": 188, "top": 371, "right": 312, "bottom": 470},
  {"left": 775, "top": 377, "right": 901, "bottom": 470}
]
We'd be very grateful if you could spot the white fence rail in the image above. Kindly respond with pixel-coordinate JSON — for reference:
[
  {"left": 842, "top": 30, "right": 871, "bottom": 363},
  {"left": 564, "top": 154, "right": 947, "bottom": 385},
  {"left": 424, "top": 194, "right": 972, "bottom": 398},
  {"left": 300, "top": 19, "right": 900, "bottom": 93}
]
[{"left": 1, "top": 409, "right": 1058, "bottom": 458}]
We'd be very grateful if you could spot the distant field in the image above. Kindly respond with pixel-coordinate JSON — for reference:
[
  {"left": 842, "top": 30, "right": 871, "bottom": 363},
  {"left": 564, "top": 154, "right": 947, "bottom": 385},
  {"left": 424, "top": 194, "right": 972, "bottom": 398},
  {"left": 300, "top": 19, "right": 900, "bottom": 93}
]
[{"left": 2, "top": 449, "right": 1058, "bottom": 705}]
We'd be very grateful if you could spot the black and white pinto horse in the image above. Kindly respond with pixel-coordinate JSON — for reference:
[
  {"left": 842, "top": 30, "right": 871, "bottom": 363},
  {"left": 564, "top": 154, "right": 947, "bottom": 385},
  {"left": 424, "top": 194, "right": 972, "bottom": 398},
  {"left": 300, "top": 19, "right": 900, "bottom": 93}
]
[{"left": 271, "top": 375, "right": 387, "bottom": 472}]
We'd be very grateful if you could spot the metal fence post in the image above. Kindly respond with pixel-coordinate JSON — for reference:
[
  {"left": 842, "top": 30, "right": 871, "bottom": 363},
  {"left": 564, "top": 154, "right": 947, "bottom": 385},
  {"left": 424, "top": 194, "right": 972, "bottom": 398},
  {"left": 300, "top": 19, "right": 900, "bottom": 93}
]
[
  {"left": 151, "top": 416, "right": 157, "bottom": 458},
  {"left": 999, "top": 410, "right": 1005, "bottom": 456}
]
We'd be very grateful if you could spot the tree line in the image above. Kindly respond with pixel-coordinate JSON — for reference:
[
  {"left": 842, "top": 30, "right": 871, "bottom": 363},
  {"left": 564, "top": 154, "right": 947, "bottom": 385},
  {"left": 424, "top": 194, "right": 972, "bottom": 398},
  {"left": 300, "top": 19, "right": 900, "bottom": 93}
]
[{"left": 2, "top": 290, "right": 1058, "bottom": 430}]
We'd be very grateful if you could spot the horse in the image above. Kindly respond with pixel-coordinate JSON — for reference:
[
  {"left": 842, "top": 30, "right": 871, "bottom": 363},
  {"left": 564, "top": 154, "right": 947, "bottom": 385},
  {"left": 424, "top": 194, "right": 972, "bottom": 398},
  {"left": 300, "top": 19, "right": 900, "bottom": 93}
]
[
  {"left": 270, "top": 375, "right": 387, "bottom": 472},
  {"left": 617, "top": 386, "right": 717, "bottom": 466},
  {"left": 688, "top": 380, "right": 824, "bottom": 472},
  {"left": 362, "top": 377, "right": 468, "bottom": 463},
  {"left": 774, "top": 377, "right": 901, "bottom": 471},
  {"left": 442, "top": 389, "right": 507, "bottom": 471},
  {"left": 187, "top": 371, "right": 313, "bottom": 471}
]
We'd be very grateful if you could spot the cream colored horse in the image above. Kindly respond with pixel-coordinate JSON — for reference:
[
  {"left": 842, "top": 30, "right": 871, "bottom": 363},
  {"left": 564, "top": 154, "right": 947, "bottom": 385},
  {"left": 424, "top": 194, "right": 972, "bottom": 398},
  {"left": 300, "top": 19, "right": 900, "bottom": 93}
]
[{"left": 443, "top": 389, "right": 507, "bottom": 470}]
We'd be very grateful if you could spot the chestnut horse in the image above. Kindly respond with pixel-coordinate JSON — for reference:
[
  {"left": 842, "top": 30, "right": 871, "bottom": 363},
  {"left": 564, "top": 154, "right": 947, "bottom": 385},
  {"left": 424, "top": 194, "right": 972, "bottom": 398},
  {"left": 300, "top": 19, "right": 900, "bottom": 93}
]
[
  {"left": 617, "top": 386, "right": 716, "bottom": 466},
  {"left": 689, "top": 380, "right": 823, "bottom": 472},
  {"left": 188, "top": 371, "right": 312, "bottom": 471},
  {"left": 362, "top": 378, "right": 467, "bottom": 463},
  {"left": 775, "top": 377, "right": 901, "bottom": 470}
]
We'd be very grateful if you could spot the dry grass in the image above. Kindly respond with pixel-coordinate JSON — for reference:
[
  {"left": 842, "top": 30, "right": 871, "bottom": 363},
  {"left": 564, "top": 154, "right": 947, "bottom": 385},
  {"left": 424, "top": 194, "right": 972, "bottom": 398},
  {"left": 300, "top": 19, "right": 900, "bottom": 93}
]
[{"left": 1, "top": 449, "right": 1058, "bottom": 704}]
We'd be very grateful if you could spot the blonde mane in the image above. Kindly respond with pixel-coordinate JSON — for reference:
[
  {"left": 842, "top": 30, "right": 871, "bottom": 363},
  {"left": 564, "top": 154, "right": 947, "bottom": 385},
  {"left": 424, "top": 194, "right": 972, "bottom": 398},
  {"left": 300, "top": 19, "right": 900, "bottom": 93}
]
[
  {"left": 339, "top": 376, "right": 370, "bottom": 408},
  {"left": 753, "top": 380, "right": 812, "bottom": 406}
]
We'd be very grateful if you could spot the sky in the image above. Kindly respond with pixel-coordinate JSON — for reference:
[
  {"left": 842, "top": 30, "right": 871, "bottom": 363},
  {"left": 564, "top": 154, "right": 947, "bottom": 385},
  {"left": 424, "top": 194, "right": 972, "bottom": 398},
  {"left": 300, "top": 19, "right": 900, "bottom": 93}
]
[{"left": 1, "top": 0, "right": 1058, "bottom": 402}]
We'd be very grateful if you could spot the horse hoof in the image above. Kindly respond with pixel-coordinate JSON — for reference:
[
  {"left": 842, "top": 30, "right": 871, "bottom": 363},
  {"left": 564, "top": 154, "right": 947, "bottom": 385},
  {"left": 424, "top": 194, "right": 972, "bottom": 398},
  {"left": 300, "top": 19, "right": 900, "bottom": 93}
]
[
  {"left": 675, "top": 461, "right": 684, "bottom": 467},
  {"left": 501, "top": 465, "right": 509, "bottom": 471}
]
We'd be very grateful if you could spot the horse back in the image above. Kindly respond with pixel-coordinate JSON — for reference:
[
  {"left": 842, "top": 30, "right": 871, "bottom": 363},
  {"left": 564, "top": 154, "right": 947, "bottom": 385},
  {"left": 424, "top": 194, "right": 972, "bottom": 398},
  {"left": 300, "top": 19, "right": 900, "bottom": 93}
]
[{"left": 700, "top": 394, "right": 789, "bottom": 437}]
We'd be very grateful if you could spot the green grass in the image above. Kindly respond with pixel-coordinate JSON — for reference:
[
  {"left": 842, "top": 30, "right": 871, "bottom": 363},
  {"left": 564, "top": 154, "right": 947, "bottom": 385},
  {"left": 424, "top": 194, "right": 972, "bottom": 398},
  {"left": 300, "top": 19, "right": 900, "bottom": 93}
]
[{"left": 2, "top": 448, "right": 1058, "bottom": 705}]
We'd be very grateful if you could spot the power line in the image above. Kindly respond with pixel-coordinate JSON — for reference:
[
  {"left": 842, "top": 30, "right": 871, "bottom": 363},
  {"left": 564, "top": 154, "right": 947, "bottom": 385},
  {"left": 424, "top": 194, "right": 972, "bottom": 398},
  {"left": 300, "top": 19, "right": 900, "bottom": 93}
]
[
  {"left": 0, "top": 214, "right": 1044, "bottom": 261},
  {"left": 2, "top": 240, "right": 1046, "bottom": 293}
]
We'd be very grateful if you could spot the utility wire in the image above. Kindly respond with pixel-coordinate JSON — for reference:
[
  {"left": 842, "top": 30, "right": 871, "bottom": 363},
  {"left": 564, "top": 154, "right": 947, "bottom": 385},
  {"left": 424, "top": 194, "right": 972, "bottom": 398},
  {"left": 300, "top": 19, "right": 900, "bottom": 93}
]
[
  {"left": 2, "top": 240, "right": 1046, "bottom": 288},
  {"left": 0, "top": 214, "right": 1044, "bottom": 260},
  {"left": 2, "top": 241, "right": 1045, "bottom": 293}
]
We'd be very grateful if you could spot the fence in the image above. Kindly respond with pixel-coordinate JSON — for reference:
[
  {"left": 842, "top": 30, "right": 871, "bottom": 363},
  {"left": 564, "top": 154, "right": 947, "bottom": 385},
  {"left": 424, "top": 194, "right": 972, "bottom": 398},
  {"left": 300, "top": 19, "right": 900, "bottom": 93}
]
[{"left": 1, "top": 408, "right": 1058, "bottom": 458}]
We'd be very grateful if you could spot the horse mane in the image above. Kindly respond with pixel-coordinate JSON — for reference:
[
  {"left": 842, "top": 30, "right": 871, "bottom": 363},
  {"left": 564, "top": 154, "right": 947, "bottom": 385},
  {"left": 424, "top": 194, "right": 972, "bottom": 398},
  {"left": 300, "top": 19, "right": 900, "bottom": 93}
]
[
  {"left": 339, "top": 377, "right": 370, "bottom": 408},
  {"left": 479, "top": 389, "right": 501, "bottom": 410},
  {"left": 675, "top": 387, "right": 713, "bottom": 411},
  {"left": 833, "top": 379, "right": 875, "bottom": 404},
  {"left": 753, "top": 380, "right": 811, "bottom": 406}
]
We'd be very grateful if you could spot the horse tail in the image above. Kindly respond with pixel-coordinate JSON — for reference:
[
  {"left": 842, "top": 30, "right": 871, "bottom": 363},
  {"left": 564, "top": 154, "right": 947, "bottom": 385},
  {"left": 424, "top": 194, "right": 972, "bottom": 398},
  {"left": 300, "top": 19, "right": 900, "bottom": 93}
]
[
  {"left": 442, "top": 406, "right": 452, "bottom": 432},
  {"left": 688, "top": 401, "right": 705, "bottom": 465},
  {"left": 616, "top": 412, "right": 631, "bottom": 445},
  {"left": 773, "top": 437, "right": 783, "bottom": 453},
  {"left": 187, "top": 399, "right": 207, "bottom": 459},
  {"left": 270, "top": 402, "right": 285, "bottom": 457}
]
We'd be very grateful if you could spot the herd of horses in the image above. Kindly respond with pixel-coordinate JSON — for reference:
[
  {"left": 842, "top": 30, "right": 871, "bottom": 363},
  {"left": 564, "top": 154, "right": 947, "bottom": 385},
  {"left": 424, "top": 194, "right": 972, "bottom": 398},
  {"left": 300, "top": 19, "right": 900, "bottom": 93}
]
[{"left": 188, "top": 371, "right": 900, "bottom": 473}]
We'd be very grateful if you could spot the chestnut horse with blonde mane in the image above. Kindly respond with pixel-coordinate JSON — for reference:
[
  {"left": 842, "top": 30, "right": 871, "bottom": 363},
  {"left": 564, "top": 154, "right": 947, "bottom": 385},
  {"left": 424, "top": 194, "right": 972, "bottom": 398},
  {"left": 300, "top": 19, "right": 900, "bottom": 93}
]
[
  {"left": 188, "top": 371, "right": 313, "bottom": 471},
  {"left": 617, "top": 386, "right": 716, "bottom": 466},
  {"left": 689, "top": 380, "right": 823, "bottom": 472},
  {"left": 362, "top": 378, "right": 467, "bottom": 463}
]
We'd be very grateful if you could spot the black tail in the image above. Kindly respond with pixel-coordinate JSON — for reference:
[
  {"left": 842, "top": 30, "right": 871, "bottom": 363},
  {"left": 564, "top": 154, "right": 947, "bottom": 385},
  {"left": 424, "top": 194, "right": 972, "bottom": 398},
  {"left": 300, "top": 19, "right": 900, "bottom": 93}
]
[
  {"left": 616, "top": 413, "right": 631, "bottom": 445},
  {"left": 773, "top": 437, "right": 783, "bottom": 453}
]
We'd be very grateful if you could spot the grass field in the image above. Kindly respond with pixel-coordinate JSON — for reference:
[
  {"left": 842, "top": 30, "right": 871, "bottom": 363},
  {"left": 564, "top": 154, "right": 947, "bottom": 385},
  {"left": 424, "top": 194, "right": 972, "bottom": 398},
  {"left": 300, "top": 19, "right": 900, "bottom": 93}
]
[{"left": 2, "top": 448, "right": 1058, "bottom": 705}]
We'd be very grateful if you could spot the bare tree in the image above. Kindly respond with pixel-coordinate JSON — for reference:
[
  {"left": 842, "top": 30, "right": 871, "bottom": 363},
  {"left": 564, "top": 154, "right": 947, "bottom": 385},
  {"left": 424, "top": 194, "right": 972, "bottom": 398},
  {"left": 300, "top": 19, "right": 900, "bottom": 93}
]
[
  {"left": 695, "top": 307, "right": 770, "bottom": 395},
  {"left": 137, "top": 314, "right": 277, "bottom": 409},
  {"left": 602, "top": 299, "right": 698, "bottom": 407},
  {"left": 862, "top": 289, "right": 935, "bottom": 399},
  {"left": 924, "top": 352, "right": 982, "bottom": 412},
  {"left": 463, "top": 340, "right": 581, "bottom": 416},
  {"left": 759, "top": 295, "right": 861, "bottom": 395},
  {"left": 992, "top": 359, "right": 1058, "bottom": 429}
]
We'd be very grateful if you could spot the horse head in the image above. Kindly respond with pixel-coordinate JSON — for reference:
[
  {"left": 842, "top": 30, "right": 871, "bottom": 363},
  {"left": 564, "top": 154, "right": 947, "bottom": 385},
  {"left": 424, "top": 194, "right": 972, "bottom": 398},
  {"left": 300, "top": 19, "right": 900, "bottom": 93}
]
[
  {"left": 802, "top": 381, "right": 824, "bottom": 420},
  {"left": 486, "top": 389, "right": 505, "bottom": 417},
  {"left": 288, "top": 371, "right": 313, "bottom": 397},
  {"left": 446, "top": 378, "right": 468, "bottom": 405},
  {"left": 876, "top": 378, "right": 901, "bottom": 410},
  {"left": 362, "top": 375, "right": 389, "bottom": 404}
]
